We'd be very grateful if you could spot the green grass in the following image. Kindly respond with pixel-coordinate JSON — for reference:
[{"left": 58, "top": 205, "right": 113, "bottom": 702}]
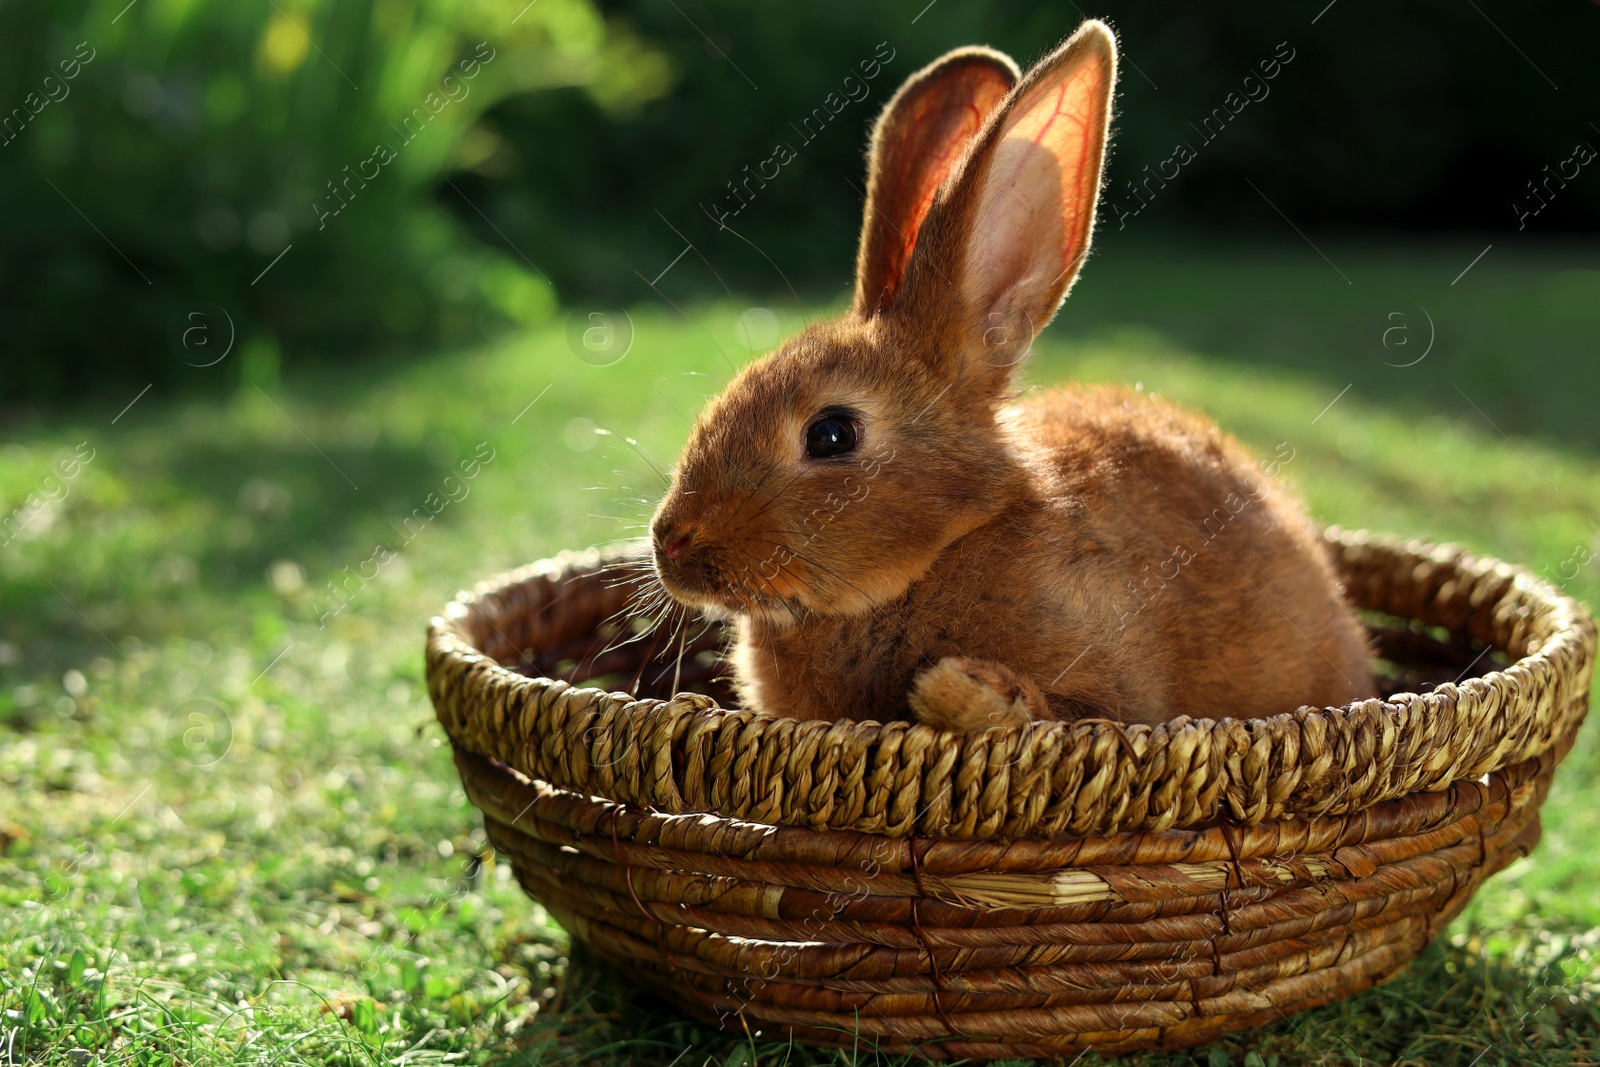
[{"left": 2, "top": 240, "right": 1598, "bottom": 1066}]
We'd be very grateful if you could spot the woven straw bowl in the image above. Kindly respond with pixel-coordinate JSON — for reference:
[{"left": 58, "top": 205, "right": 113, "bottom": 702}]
[{"left": 425, "top": 528, "right": 1595, "bottom": 1057}]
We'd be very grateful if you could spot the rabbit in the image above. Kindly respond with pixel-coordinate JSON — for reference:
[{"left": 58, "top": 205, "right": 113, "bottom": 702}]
[{"left": 648, "top": 20, "right": 1376, "bottom": 730}]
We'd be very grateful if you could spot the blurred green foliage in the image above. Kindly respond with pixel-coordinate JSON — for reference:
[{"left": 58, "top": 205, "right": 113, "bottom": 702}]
[
  {"left": 0, "top": 0, "right": 671, "bottom": 401},
  {"left": 478, "top": 0, "right": 1600, "bottom": 303},
  {"left": 3, "top": 0, "right": 1597, "bottom": 402}
]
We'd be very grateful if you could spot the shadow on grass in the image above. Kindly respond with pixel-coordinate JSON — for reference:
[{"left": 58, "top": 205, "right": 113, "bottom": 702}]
[
  {"left": 0, "top": 436, "right": 453, "bottom": 683},
  {"left": 156, "top": 438, "right": 455, "bottom": 589},
  {"left": 1059, "top": 238, "right": 1600, "bottom": 459}
]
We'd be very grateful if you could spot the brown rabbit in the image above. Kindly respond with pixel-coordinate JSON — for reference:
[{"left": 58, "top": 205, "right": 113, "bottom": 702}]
[{"left": 649, "top": 20, "right": 1375, "bottom": 730}]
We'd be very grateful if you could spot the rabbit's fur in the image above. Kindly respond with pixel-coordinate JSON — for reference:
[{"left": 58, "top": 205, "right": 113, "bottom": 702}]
[{"left": 650, "top": 21, "right": 1375, "bottom": 728}]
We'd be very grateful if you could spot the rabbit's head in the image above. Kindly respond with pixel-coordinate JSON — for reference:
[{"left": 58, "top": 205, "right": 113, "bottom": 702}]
[{"left": 652, "top": 22, "right": 1117, "bottom": 624}]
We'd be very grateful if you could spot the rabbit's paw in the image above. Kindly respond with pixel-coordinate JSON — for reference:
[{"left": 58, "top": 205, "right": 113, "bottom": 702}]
[{"left": 909, "top": 656, "right": 1050, "bottom": 731}]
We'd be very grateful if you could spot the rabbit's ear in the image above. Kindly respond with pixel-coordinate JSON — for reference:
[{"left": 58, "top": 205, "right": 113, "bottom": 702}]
[
  {"left": 907, "top": 21, "right": 1116, "bottom": 371},
  {"left": 853, "top": 47, "right": 1018, "bottom": 318}
]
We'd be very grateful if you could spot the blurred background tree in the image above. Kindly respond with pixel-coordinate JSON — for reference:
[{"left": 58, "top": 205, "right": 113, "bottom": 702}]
[{"left": 2, "top": 0, "right": 1596, "bottom": 402}]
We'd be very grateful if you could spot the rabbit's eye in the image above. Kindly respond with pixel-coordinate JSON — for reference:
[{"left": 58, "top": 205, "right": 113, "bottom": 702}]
[{"left": 805, "top": 412, "right": 859, "bottom": 459}]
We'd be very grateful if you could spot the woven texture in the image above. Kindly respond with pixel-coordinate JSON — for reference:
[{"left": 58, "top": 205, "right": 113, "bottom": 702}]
[{"left": 425, "top": 529, "right": 1595, "bottom": 1055}]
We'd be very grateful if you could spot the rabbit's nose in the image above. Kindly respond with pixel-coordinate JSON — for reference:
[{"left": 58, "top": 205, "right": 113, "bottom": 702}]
[
  {"left": 656, "top": 525, "right": 694, "bottom": 560},
  {"left": 662, "top": 533, "right": 693, "bottom": 560}
]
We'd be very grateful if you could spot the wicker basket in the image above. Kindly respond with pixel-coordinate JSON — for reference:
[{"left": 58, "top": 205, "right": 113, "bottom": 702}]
[{"left": 425, "top": 529, "right": 1595, "bottom": 1057}]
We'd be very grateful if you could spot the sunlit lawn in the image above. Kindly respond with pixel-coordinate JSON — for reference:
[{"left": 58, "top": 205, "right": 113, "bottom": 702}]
[{"left": 2, "top": 240, "right": 1598, "bottom": 1065}]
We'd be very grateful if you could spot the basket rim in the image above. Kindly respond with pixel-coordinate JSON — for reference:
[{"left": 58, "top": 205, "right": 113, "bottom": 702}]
[{"left": 425, "top": 527, "right": 1596, "bottom": 838}]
